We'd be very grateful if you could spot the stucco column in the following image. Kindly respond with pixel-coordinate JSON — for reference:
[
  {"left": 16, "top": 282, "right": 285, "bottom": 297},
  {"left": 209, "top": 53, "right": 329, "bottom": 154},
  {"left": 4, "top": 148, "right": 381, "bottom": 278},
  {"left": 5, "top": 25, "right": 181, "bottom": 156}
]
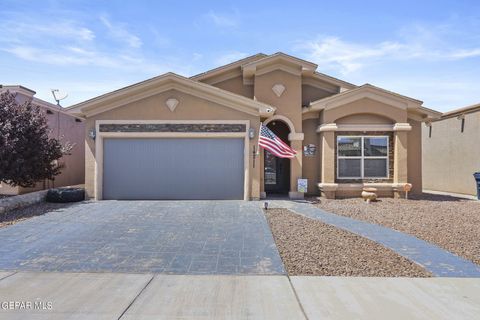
[
  {"left": 393, "top": 123, "right": 411, "bottom": 198},
  {"left": 288, "top": 133, "right": 304, "bottom": 200},
  {"left": 317, "top": 123, "right": 337, "bottom": 199}
]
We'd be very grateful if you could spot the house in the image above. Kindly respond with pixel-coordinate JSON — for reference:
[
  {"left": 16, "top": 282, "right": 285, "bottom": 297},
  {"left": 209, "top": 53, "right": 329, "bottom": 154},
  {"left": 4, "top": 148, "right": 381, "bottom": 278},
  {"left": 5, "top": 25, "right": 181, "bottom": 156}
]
[
  {"left": 67, "top": 52, "right": 440, "bottom": 200},
  {"left": 0, "top": 85, "right": 85, "bottom": 195},
  {"left": 423, "top": 103, "right": 480, "bottom": 197}
]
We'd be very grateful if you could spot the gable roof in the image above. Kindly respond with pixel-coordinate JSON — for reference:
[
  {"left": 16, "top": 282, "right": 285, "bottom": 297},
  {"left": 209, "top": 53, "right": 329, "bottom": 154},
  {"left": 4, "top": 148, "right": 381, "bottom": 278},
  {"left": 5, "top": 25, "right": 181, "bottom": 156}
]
[
  {"left": 241, "top": 52, "right": 318, "bottom": 75},
  {"left": 307, "top": 84, "right": 422, "bottom": 110},
  {"left": 305, "top": 83, "right": 441, "bottom": 120},
  {"left": 190, "top": 52, "right": 356, "bottom": 90},
  {"left": 310, "top": 71, "right": 356, "bottom": 90},
  {"left": 190, "top": 53, "right": 267, "bottom": 81},
  {"left": 66, "top": 72, "right": 275, "bottom": 118}
]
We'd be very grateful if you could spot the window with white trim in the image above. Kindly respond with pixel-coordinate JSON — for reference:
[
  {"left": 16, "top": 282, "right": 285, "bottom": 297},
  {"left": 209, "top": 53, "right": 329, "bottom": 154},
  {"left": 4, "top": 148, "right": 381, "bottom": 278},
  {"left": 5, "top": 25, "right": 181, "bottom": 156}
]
[{"left": 337, "top": 136, "right": 389, "bottom": 179}]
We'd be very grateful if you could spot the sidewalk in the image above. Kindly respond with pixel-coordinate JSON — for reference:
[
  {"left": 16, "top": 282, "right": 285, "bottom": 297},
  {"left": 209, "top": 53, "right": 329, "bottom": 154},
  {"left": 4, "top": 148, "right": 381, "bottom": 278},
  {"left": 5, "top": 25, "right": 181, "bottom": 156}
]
[{"left": 0, "top": 272, "right": 478, "bottom": 319}]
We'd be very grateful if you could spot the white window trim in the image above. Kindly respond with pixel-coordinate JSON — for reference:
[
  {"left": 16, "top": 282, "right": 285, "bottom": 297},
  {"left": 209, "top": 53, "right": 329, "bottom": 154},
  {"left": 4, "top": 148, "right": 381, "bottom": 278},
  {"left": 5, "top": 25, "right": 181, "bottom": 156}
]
[{"left": 337, "top": 135, "right": 389, "bottom": 179}]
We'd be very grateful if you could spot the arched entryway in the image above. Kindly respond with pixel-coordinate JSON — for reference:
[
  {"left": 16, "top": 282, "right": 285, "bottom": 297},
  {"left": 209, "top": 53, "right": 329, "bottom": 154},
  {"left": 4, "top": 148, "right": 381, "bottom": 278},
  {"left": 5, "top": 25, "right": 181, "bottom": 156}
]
[{"left": 264, "top": 120, "right": 291, "bottom": 195}]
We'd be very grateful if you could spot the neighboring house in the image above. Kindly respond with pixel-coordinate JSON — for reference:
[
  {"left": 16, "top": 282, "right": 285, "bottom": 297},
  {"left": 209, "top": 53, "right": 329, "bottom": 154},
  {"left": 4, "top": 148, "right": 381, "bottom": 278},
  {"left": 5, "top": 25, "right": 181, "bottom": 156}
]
[
  {"left": 0, "top": 85, "right": 85, "bottom": 195},
  {"left": 67, "top": 52, "right": 440, "bottom": 200},
  {"left": 423, "top": 103, "right": 480, "bottom": 197}
]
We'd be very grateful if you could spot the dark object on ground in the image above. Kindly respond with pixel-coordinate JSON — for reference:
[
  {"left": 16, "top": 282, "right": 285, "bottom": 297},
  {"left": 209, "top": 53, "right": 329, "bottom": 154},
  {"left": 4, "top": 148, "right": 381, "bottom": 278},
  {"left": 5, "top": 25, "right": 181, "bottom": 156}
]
[
  {"left": 474, "top": 172, "right": 480, "bottom": 200},
  {"left": 46, "top": 188, "right": 85, "bottom": 203}
]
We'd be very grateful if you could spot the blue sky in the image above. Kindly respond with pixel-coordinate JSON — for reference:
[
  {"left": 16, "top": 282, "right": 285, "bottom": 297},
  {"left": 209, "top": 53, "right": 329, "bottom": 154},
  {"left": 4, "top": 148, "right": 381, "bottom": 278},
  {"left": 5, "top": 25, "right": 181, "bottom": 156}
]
[{"left": 1, "top": 0, "right": 479, "bottom": 111}]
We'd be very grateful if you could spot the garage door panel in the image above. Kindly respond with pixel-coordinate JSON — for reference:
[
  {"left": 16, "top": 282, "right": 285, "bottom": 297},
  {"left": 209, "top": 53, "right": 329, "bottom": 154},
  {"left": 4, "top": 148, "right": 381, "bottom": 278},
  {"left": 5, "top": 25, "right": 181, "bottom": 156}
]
[{"left": 103, "top": 138, "right": 245, "bottom": 200}]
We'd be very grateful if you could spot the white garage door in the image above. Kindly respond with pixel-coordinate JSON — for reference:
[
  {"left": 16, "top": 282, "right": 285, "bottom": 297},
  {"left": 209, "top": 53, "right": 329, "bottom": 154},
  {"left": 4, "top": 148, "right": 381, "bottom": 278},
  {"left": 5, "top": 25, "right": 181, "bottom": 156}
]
[{"left": 102, "top": 138, "right": 245, "bottom": 200}]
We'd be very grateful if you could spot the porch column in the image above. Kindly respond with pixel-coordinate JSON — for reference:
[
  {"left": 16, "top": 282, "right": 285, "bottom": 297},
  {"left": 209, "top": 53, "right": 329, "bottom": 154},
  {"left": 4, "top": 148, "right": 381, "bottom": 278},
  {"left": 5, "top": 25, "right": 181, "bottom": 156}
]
[
  {"left": 288, "top": 133, "right": 304, "bottom": 200},
  {"left": 317, "top": 123, "right": 338, "bottom": 199},
  {"left": 393, "top": 123, "right": 412, "bottom": 198}
]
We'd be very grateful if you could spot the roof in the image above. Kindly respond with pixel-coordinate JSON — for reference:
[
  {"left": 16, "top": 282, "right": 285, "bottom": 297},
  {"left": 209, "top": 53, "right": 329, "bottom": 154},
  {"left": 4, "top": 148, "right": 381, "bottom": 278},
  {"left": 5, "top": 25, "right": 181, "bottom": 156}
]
[
  {"left": 439, "top": 102, "right": 480, "bottom": 119},
  {"left": 0, "top": 85, "right": 36, "bottom": 97},
  {"left": 191, "top": 52, "right": 355, "bottom": 90},
  {"left": 66, "top": 72, "right": 275, "bottom": 117},
  {"left": 310, "top": 71, "right": 356, "bottom": 90},
  {"left": 241, "top": 52, "right": 318, "bottom": 72},
  {"left": 305, "top": 83, "right": 442, "bottom": 120},
  {"left": 0, "top": 84, "right": 83, "bottom": 120},
  {"left": 190, "top": 53, "right": 267, "bottom": 81}
]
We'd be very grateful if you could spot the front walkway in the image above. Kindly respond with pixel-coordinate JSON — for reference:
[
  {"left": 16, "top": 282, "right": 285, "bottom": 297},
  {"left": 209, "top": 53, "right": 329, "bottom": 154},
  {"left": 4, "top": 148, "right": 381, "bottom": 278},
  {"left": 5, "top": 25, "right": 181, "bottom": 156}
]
[
  {"left": 266, "top": 200, "right": 480, "bottom": 277},
  {"left": 0, "top": 272, "right": 479, "bottom": 319}
]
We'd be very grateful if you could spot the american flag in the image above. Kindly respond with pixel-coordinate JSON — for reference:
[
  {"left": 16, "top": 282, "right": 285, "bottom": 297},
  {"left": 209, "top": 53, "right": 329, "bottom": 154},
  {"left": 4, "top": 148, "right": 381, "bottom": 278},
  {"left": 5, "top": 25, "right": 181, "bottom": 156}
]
[{"left": 258, "top": 123, "right": 296, "bottom": 158}]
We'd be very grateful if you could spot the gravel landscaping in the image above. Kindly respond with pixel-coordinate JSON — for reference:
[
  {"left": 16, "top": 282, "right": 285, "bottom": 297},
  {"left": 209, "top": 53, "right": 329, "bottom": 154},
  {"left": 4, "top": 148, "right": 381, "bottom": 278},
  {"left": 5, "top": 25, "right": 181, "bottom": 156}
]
[
  {"left": 0, "top": 201, "right": 76, "bottom": 228},
  {"left": 264, "top": 208, "right": 431, "bottom": 277},
  {"left": 313, "top": 194, "right": 480, "bottom": 266}
]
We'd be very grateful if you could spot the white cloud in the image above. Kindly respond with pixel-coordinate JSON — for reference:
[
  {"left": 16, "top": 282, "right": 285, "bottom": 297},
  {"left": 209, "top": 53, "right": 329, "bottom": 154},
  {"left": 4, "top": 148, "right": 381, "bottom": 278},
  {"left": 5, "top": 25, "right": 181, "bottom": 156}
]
[
  {"left": 205, "top": 10, "right": 240, "bottom": 28},
  {"left": 214, "top": 51, "right": 248, "bottom": 66},
  {"left": 0, "top": 20, "right": 95, "bottom": 43},
  {"left": 298, "top": 28, "right": 480, "bottom": 75},
  {"left": 99, "top": 15, "right": 142, "bottom": 48}
]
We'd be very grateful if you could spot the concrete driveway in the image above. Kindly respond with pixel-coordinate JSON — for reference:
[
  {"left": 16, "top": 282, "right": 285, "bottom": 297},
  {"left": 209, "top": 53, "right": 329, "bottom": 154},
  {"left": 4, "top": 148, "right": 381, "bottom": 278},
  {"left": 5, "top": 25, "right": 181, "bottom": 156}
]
[{"left": 0, "top": 201, "right": 284, "bottom": 274}]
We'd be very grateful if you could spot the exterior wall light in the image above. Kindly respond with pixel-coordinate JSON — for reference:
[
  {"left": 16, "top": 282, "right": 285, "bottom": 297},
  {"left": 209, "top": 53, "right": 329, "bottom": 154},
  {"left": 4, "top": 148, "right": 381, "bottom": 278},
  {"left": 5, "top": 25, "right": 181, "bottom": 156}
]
[
  {"left": 88, "top": 128, "right": 96, "bottom": 140},
  {"left": 249, "top": 127, "right": 255, "bottom": 139}
]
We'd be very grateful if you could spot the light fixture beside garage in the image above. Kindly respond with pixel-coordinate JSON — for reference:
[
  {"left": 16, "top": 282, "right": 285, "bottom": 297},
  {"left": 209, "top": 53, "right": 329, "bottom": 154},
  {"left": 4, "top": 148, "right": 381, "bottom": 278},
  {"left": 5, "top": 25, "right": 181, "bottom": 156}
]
[
  {"left": 165, "top": 98, "right": 179, "bottom": 112},
  {"left": 249, "top": 127, "right": 255, "bottom": 139}
]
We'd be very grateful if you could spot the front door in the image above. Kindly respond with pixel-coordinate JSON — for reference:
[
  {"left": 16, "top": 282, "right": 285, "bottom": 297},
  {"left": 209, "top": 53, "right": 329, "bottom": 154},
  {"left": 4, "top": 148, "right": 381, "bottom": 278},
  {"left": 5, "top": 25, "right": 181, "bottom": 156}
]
[{"left": 264, "top": 150, "right": 290, "bottom": 194}]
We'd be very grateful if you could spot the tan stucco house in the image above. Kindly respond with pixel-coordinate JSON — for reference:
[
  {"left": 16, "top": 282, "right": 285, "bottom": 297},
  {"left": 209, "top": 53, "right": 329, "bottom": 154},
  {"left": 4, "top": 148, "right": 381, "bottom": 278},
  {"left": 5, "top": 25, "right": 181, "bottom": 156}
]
[
  {"left": 423, "top": 103, "right": 480, "bottom": 197},
  {"left": 67, "top": 53, "right": 440, "bottom": 200},
  {"left": 0, "top": 85, "right": 85, "bottom": 195}
]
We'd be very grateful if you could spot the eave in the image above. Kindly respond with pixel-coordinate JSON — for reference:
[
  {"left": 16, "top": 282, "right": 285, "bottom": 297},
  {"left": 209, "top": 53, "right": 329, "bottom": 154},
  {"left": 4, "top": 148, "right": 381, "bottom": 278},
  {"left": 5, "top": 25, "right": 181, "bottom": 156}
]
[{"left": 66, "top": 73, "right": 275, "bottom": 118}]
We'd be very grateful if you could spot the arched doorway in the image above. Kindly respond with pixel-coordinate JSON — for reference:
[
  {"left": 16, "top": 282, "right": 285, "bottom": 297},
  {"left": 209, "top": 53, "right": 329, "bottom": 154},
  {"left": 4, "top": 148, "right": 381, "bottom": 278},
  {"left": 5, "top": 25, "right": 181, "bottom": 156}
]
[{"left": 264, "top": 120, "right": 291, "bottom": 195}]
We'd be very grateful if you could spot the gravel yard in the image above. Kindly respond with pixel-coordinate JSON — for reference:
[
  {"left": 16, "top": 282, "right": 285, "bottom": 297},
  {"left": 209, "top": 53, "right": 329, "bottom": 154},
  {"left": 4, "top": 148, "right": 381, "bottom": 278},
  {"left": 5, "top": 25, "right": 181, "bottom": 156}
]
[
  {"left": 0, "top": 202, "right": 76, "bottom": 228},
  {"left": 264, "top": 208, "right": 431, "bottom": 277},
  {"left": 313, "top": 194, "right": 480, "bottom": 266}
]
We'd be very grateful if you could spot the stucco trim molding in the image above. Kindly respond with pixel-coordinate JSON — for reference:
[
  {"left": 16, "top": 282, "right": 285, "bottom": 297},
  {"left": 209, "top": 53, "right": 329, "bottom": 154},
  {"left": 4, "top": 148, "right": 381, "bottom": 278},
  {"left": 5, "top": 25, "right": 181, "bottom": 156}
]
[
  {"left": 305, "top": 84, "right": 423, "bottom": 114},
  {"left": 317, "top": 183, "right": 338, "bottom": 191},
  {"left": 316, "top": 123, "right": 338, "bottom": 132},
  {"left": 272, "top": 84, "right": 286, "bottom": 97},
  {"left": 94, "top": 120, "right": 251, "bottom": 201},
  {"left": 316, "top": 123, "right": 413, "bottom": 132},
  {"left": 165, "top": 98, "right": 179, "bottom": 112},
  {"left": 393, "top": 123, "right": 413, "bottom": 131},
  {"left": 263, "top": 115, "right": 296, "bottom": 132},
  {"left": 287, "top": 133, "right": 304, "bottom": 141},
  {"left": 66, "top": 73, "right": 274, "bottom": 118}
]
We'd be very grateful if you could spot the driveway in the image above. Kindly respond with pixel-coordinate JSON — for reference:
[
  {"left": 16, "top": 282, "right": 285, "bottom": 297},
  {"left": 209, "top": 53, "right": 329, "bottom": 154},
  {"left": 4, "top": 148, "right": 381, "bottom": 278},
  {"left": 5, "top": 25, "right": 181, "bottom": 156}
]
[{"left": 0, "top": 201, "right": 284, "bottom": 274}]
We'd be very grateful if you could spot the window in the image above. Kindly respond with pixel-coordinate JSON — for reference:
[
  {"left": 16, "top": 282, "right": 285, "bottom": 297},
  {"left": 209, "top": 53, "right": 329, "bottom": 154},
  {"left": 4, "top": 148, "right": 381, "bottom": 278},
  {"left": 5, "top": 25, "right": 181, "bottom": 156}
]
[{"left": 337, "top": 136, "right": 389, "bottom": 179}]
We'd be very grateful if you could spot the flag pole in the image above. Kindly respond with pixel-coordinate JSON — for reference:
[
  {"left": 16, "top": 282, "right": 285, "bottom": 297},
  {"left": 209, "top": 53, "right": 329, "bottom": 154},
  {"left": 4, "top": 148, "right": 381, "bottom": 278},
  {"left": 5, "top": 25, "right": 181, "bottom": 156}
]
[{"left": 253, "top": 122, "right": 263, "bottom": 168}]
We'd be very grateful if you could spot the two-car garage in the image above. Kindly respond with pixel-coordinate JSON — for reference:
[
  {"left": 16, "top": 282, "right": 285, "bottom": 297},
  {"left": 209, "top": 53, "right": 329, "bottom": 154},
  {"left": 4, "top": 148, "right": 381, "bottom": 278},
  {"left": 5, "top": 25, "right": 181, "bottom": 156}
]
[{"left": 102, "top": 137, "right": 246, "bottom": 200}]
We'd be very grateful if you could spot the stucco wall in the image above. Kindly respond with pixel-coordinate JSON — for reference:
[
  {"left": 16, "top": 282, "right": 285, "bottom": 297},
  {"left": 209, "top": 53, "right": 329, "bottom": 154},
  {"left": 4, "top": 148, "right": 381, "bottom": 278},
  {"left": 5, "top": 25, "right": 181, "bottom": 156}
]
[
  {"left": 407, "top": 119, "right": 422, "bottom": 194},
  {"left": 422, "top": 112, "right": 480, "bottom": 196},
  {"left": 301, "top": 84, "right": 334, "bottom": 107},
  {"left": 210, "top": 75, "right": 254, "bottom": 99},
  {"left": 84, "top": 89, "right": 260, "bottom": 199},
  {"left": 323, "top": 98, "right": 407, "bottom": 123}
]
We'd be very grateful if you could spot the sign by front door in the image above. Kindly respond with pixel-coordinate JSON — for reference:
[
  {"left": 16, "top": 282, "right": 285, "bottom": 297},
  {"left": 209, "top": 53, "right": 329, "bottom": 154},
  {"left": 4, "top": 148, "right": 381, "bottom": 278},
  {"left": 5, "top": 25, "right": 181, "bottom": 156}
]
[
  {"left": 303, "top": 144, "right": 317, "bottom": 156},
  {"left": 298, "top": 179, "right": 308, "bottom": 193}
]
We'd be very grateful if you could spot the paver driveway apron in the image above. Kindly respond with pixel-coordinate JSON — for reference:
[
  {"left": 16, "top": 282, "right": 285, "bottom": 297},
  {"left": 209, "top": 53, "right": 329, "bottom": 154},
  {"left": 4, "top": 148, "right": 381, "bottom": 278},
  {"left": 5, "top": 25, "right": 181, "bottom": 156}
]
[{"left": 0, "top": 201, "right": 285, "bottom": 274}]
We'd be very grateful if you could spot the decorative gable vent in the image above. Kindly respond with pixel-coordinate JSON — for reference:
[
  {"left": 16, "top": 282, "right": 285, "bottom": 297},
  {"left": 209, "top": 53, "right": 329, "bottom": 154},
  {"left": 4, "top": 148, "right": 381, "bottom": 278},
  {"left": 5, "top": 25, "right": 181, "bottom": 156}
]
[
  {"left": 272, "top": 84, "right": 286, "bottom": 97},
  {"left": 165, "top": 98, "right": 179, "bottom": 112}
]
